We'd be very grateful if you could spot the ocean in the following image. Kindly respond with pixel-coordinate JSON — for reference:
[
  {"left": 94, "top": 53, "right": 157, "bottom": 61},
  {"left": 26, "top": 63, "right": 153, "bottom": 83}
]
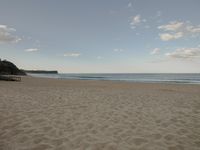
[{"left": 28, "top": 73, "right": 200, "bottom": 84}]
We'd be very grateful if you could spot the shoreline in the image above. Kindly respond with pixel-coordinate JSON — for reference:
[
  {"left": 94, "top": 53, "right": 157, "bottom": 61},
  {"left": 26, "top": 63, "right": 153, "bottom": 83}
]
[
  {"left": 0, "top": 76, "right": 200, "bottom": 150},
  {"left": 26, "top": 75, "right": 200, "bottom": 85}
]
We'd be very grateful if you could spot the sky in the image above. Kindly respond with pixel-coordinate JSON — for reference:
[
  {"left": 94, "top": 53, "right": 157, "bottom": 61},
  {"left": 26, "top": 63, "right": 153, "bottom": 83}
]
[{"left": 0, "top": 0, "right": 200, "bottom": 73}]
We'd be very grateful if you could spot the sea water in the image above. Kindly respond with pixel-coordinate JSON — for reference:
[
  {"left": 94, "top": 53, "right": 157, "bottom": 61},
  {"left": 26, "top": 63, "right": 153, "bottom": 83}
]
[{"left": 28, "top": 73, "right": 200, "bottom": 84}]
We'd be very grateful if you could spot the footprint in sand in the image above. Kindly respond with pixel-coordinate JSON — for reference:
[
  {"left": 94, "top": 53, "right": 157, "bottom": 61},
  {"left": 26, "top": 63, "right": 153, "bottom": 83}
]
[
  {"left": 33, "top": 136, "right": 50, "bottom": 144},
  {"left": 42, "top": 126, "right": 53, "bottom": 132},
  {"left": 151, "top": 133, "right": 162, "bottom": 140},
  {"left": 176, "top": 128, "right": 188, "bottom": 135},
  {"left": 28, "top": 144, "right": 53, "bottom": 150},
  {"left": 194, "top": 141, "right": 200, "bottom": 147},
  {"left": 51, "top": 138, "right": 65, "bottom": 147},
  {"left": 168, "top": 144, "right": 184, "bottom": 150},
  {"left": 89, "top": 142, "right": 118, "bottom": 150},
  {"left": 160, "top": 122, "right": 170, "bottom": 128},
  {"left": 10, "top": 129, "right": 24, "bottom": 137},
  {"left": 32, "top": 118, "right": 47, "bottom": 125},
  {"left": 127, "top": 137, "right": 148, "bottom": 146},
  {"left": 164, "top": 134, "right": 175, "bottom": 141},
  {"left": 18, "top": 135, "right": 29, "bottom": 143}
]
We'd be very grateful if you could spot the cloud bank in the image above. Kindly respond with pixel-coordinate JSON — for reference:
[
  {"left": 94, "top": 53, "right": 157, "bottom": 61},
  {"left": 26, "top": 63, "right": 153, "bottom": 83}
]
[
  {"left": 64, "top": 53, "right": 81, "bottom": 57},
  {"left": 25, "top": 48, "right": 39, "bottom": 52},
  {"left": 0, "top": 25, "right": 21, "bottom": 43},
  {"left": 165, "top": 48, "right": 200, "bottom": 59},
  {"left": 159, "top": 32, "right": 183, "bottom": 41},
  {"left": 113, "top": 48, "right": 124, "bottom": 52},
  {"left": 158, "top": 21, "right": 200, "bottom": 41}
]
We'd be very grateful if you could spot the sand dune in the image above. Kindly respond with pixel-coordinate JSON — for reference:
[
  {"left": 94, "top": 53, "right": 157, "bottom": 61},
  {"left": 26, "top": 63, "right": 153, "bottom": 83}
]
[{"left": 0, "top": 77, "right": 200, "bottom": 150}]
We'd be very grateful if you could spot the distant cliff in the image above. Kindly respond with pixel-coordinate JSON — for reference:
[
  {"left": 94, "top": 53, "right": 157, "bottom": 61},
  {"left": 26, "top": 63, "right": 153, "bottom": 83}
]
[
  {"left": 0, "top": 59, "right": 26, "bottom": 75},
  {"left": 24, "top": 70, "right": 58, "bottom": 74}
]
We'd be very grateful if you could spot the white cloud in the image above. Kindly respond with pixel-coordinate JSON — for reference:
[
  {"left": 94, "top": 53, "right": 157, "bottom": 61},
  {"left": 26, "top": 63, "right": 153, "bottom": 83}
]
[
  {"left": 151, "top": 48, "right": 160, "bottom": 55},
  {"left": 145, "top": 25, "right": 150, "bottom": 29},
  {"left": 27, "top": 36, "right": 32, "bottom": 40},
  {"left": 130, "top": 15, "right": 141, "bottom": 25},
  {"left": 158, "top": 21, "right": 183, "bottom": 31},
  {"left": 0, "top": 25, "right": 21, "bottom": 43},
  {"left": 156, "top": 11, "right": 162, "bottom": 17},
  {"left": 113, "top": 48, "right": 124, "bottom": 52},
  {"left": 64, "top": 53, "right": 81, "bottom": 57},
  {"left": 159, "top": 32, "right": 183, "bottom": 41},
  {"left": 109, "top": 10, "right": 117, "bottom": 15},
  {"left": 35, "top": 40, "right": 40, "bottom": 44},
  {"left": 165, "top": 48, "right": 200, "bottom": 59},
  {"left": 143, "top": 19, "right": 146, "bottom": 23},
  {"left": 25, "top": 48, "right": 39, "bottom": 52},
  {"left": 158, "top": 21, "right": 200, "bottom": 41},
  {"left": 136, "top": 32, "right": 140, "bottom": 36},
  {"left": 128, "top": 2, "right": 132, "bottom": 8},
  {"left": 130, "top": 15, "right": 146, "bottom": 29},
  {"left": 97, "top": 56, "right": 103, "bottom": 60}
]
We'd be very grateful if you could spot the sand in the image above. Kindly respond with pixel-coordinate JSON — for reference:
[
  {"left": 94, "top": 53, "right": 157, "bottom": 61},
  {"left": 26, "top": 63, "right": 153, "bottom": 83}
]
[{"left": 0, "top": 76, "right": 200, "bottom": 150}]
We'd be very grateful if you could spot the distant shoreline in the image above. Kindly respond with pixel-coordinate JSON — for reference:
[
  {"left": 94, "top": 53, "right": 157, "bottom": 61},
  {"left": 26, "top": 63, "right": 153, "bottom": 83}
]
[
  {"left": 27, "top": 73, "right": 200, "bottom": 85},
  {"left": 24, "top": 70, "right": 58, "bottom": 74}
]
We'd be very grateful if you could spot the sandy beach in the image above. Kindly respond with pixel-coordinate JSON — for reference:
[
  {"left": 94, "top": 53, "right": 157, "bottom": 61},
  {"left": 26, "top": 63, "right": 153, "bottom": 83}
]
[{"left": 0, "top": 76, "right": 200, "bottom": 150}]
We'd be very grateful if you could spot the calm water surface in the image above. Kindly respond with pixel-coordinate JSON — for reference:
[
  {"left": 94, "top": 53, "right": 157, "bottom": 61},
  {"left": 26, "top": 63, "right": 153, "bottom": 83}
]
[{"left": 28, "top": 73, "right": 200, "bottom": 84}]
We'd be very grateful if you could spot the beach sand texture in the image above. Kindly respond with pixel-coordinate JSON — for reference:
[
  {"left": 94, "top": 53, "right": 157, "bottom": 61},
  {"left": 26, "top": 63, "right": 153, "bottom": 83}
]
[{"left": 0, "top": 77, "right": 200, "bottom": 150}]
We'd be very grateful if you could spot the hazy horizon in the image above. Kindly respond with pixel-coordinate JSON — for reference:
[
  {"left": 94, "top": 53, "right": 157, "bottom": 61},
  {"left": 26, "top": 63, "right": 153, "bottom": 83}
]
[{"left": 0, "top": 0, "right": 200, "bottom": 73}]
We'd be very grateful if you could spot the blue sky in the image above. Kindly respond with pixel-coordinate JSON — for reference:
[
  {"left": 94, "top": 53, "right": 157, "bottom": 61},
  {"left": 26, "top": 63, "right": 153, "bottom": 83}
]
[{"left": 0, "top": 0, "right": 200, "bottom": 73}]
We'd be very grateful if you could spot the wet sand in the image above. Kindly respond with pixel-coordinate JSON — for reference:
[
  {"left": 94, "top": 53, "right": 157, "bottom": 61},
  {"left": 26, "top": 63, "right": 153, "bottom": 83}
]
[{"left": 0, "top": 76, "right": 200, "bottom": 150}]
